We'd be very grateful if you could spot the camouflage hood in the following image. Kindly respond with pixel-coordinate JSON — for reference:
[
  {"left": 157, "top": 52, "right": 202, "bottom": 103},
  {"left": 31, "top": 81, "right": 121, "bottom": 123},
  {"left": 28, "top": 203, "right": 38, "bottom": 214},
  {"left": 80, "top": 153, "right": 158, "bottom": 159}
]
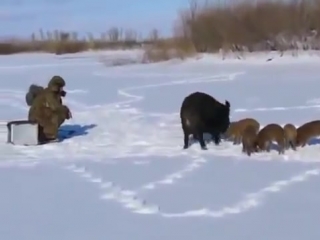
[{"left": 48, "top": 76, "right": 65, "bottom": 92}]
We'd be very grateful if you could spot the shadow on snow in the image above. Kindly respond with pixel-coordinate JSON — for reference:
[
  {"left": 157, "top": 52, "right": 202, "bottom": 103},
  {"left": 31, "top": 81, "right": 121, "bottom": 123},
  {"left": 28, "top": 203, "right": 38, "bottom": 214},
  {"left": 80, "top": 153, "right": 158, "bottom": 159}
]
[
  {"left": 58, "top": 124, "right": 97, "bottom": 141},
  {"left": 307, "top": 137, "right": 320, "bottom": 146}
]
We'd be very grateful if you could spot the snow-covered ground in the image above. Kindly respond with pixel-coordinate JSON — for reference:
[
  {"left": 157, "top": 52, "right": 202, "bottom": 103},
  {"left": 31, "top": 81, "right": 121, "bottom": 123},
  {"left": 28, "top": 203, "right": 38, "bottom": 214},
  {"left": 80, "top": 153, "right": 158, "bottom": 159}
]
[{"left": 1, "top": 50, "right": 320, "bottom": 240}]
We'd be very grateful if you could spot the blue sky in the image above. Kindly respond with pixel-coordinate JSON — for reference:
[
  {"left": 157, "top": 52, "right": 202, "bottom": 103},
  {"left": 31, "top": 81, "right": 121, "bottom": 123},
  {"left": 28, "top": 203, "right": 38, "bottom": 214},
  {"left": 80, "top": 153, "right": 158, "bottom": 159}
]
[{"left": 0, "top": 0, "right": 197, "bottom": 39}]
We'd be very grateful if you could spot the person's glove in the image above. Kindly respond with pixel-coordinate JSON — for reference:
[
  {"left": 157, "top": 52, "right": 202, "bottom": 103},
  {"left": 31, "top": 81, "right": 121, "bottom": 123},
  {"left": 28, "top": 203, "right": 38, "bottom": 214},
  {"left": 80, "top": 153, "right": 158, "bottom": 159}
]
[
  {"left": 67, "top": 107, "right": 72, "bottom": 119},
  {"left": 63, "top": 105, "right": 72, "bottom": 119},
  {"left": 60, "top": 90, "right": 67, "bottom": 97}
]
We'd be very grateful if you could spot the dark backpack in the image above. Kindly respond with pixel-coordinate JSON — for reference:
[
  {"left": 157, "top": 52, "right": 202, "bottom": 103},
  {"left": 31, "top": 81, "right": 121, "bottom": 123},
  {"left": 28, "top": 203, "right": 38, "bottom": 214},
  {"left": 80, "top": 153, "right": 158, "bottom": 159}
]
[{"left": 25, "top": 84, "right": 44, "bottom": 106}]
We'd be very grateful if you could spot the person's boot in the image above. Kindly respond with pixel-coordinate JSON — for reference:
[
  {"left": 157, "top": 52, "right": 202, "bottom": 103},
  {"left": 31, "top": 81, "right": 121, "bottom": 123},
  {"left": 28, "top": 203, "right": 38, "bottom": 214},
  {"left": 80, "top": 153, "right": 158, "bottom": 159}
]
[
  {"left": 46, "top": 133, "right": 58, "bottom": 142},
  {"left": 40, "top": 132, "right": 58, "bottom": 144}
]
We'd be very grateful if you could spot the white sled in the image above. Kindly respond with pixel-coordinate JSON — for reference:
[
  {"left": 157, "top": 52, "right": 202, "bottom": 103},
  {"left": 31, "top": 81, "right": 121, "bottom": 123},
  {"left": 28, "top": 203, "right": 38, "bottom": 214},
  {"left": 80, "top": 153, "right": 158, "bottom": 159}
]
[
  {"left": 6, "top": 120, "right": 40, "bottom": 145},
  {"left": 5, "top": 120, "right": 74, "bottom": 145}
]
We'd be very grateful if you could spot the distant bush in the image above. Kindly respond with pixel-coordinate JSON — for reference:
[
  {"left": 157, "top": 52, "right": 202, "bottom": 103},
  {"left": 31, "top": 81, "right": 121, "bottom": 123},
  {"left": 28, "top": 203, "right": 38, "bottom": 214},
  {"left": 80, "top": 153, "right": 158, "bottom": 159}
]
[
  {"left": 173, "top": 0, "right": 320, "bottom": 54},
  {"left": 3, "top": 0, "right": 320, "bottom": 60},
  {"left": 0, "top": 28, "right": 146, "bottom": 55},
  {"left": 142, "top": 37, "right": 196, "bottom": 63}
]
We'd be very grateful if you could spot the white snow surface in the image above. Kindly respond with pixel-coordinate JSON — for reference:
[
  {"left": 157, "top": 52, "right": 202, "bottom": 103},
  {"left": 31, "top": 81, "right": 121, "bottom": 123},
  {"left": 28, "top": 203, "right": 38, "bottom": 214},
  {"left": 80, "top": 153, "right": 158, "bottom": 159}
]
[{"left": 1, "top": 50, "right": 320, "bottom": 240}]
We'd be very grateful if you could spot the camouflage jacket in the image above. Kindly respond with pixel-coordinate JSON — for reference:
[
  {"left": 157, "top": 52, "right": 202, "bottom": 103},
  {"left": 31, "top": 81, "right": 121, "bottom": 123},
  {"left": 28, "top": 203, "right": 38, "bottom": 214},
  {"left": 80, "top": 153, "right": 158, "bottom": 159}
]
[{"left": 29, "top": 87, "right": 65, "bottom": 120}]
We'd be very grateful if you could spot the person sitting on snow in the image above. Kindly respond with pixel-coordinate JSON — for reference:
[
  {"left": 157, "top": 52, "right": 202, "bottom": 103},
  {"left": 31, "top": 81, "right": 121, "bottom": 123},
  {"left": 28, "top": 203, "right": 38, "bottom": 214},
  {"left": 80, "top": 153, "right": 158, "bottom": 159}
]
[{"left": 26, "top": 75, "right": 72, "bottom": 142}]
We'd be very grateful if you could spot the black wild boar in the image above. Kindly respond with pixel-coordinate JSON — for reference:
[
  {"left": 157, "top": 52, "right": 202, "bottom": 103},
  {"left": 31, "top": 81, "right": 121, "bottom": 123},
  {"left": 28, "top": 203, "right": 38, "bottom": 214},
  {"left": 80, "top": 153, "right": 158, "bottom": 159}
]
[{"left": 180, "top": 91, "right": 231, "bottom": 150}]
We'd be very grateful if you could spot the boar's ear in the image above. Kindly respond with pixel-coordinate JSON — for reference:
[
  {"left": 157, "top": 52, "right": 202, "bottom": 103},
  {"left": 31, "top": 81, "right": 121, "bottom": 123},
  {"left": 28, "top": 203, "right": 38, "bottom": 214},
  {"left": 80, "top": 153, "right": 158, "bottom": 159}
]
[{"left": 225, "top": 100, "right": 230, "bottom": 108}]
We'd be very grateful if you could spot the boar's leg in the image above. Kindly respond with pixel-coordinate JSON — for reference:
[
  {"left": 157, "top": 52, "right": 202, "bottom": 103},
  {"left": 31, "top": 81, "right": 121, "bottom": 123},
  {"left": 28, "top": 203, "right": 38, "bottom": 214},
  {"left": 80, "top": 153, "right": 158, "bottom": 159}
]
[
  {"left": 198, "top": 130, "right": 207, "bottom": 149},
  {"left": 182, "top": 123, "right": 191, "bottom": 149},
  {"left": 242, "top": 142, "right": 246, "bottom": 153},
  {"left": 214, "top": 134, "right": 221, "bottom": 145},
  {"left": 210, "top": 131, "right": 221, "bottom": 145},
  {"left": 265, "top": 141, "right": 271, "bottom": 152},
  {"left": 300, "top": 138, "right": 307, "bottom": 147},
  {"left": 232, "top": 133, "right": 241, "bottom": 145},
  {"left": 192, "top": 134, "right": 198, "bottom": 141},
  {"left": 232, "top": 136, "right": 238, "bottom": 145},
  {"left": 285, "top": 139, "right": 290, "bottom": 150},
  {"left": 246, "top": 147, "right": 252, "bottom": 156},
  {"left": 235, "top": 135, "right": 242, "bottom": 145},
  {"left": 289, "top": 140, "right": 296, "bottom": 150},
  {"left": 183, "top": 131, "right": 189, "bottom": 149},
  {"left": 277, "top": 139, "right": 285, "bottom": 155},
  {"left": 249, "top": 144, "right": 256, "bottom": 156}
]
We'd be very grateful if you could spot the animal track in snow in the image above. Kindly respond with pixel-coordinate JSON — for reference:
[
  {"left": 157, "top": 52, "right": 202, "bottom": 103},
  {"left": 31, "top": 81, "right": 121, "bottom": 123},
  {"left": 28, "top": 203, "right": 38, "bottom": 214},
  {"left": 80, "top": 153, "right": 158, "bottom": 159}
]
[{"left": 63, "top": 164, "right": 160, "bottom": 215}]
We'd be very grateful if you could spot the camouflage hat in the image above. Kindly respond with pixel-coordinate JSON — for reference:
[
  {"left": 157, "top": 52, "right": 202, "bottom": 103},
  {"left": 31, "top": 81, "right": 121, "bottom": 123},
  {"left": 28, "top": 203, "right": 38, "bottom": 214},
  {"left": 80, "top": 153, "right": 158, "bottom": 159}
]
[{"left": 48, "top": 75, "right": 66, "bottom": 91}]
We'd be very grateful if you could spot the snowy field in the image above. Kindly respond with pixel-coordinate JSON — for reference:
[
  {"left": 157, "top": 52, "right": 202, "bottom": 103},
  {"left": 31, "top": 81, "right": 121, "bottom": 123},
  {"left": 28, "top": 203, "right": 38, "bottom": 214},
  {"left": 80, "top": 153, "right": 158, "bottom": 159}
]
[{"left": 1, "top": 49, "right": 320, "bottom": 240}]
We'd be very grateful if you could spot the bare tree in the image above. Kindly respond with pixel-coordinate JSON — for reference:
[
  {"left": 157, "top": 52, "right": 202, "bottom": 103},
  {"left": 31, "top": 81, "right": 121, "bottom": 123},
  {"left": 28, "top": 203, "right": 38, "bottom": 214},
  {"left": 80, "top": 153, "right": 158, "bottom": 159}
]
[
  {"left": 149, "top": 29, "right": 159, "bottom": 41},
  {"left": 108, "top": 27, "right": 120, "bottom": 42},
  {"left": 124, "top": 29, "right": 137, "bottom": 42}
]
